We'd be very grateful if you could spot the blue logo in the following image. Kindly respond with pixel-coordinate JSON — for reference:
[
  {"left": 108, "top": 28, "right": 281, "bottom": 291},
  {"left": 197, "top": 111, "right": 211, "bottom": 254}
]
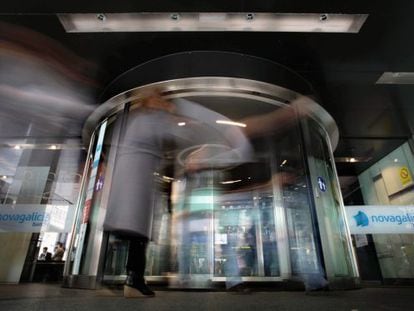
[
  {"left": 317, "top": 177, "right": 327, "bottom": 192},
  {"left": 354, "top": 211, "right": 369, "bottom": 227},
  {"left": 0, "top": 212, "right": 50, "bottom": 227}
]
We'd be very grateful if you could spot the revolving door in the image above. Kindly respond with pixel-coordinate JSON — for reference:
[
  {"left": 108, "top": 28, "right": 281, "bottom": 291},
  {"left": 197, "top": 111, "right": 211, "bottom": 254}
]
[{"left": 63, "top": 52, "right": 359, "bottom": 290}]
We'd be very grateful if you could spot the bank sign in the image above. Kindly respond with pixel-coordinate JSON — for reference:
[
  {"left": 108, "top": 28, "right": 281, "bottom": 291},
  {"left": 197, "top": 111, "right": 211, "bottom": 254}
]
[
  {"left": 0, "top": 204, "right": 74, "bottom": 233},
  {"left": 345, "top": 205, "right": 414, "bottom": 234}
]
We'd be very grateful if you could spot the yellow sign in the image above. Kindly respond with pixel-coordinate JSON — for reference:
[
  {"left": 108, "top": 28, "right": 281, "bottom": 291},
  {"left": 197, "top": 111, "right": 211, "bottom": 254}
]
[{"left": 399, "top": 166, "right": 412, "bottom": 186}]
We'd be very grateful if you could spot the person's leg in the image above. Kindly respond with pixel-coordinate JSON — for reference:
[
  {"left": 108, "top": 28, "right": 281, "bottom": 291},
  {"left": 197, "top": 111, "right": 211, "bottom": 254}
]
[
  {"left": 126, "top": 238, "right": 147, "bottom": 278},
  {"left": 124, "top": 236, "right": 155, "bottom": 297}
]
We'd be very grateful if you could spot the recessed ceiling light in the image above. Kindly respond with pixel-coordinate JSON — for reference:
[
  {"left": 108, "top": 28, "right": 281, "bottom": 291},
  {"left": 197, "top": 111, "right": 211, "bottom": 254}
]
[
  {"left": 216, "top": 120, "right": 247, "bottom": 127},
  {"left": 178, "top": 122, "right": 186, "bottom": 126},
  {"left": 335, "top": 156, "right": 372, "bottom": 163},
  {"left": 58, "top": 12, "right": 368, "bottom": 33},
  {"left": 221, "top": 179, "right": 242, "bottom": 184}
]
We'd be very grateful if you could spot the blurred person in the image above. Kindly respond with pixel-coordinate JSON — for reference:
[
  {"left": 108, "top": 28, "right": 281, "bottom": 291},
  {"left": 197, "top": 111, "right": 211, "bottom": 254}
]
[
  {"left": 0, "top": 22, "right": 97, "bottom": 137},
  {"left": 103, "top": 92, "right": 176, "bottom": 298},
  {"left": 52, "top": 242, "right": 65, "bottom": 261},
  {"left": 103, "top": 90, "right": 256, "bottom": 296},
  {"left": 176, "top": 95, "right": 323, "bottom": 292}
]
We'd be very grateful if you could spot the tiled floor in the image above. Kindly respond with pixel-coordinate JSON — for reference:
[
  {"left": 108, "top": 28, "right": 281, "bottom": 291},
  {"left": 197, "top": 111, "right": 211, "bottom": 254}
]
[{"left": 0, "top": 283, "right": 413, "bottom": 311}]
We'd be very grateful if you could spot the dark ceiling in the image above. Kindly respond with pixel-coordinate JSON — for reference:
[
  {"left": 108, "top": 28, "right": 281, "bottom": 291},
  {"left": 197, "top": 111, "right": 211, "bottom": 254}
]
[{"left": 1, "top": 1, "right": 414, "bottom": 182}]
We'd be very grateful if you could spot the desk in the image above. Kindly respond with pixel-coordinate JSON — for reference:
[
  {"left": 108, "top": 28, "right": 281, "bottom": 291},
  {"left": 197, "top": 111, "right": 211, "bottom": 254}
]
[{"left": 32, "top": 262, "right": 65, "bottom": 282}]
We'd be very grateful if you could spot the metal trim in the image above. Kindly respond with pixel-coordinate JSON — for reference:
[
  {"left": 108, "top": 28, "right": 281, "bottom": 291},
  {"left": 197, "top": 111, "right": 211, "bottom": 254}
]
[
  {"left": 83, "top": 77, "right": 339, "bottom": 149},
  {"left": 63, "top": 131, "right": 97, "bottom": 278}
]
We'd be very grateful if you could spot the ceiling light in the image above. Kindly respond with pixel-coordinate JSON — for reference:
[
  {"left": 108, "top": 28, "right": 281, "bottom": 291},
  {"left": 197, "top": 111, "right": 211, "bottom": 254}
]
[
  {"left": 221, "top": 179, "right": 242, "bottom": 184},
  {"left": 376, "top": 72, "right": 414, "bottom": 84},
  {"left": 2, "top": 175, "right": 6, "bottom": 179},
  {"left": 49, "top": 145, "right": 58, "bottom": 150},
  {"left": 216, "top": 120, "right": 247, "bottom": 127},
  {"left": 178, "top": 122, "right": 186, "bottom": 126},
  {"left": 58, "top": 13, "right": 368, "bottom": 33},
  {"left": 394, "top": 158, "right": 399, "bottom": 162},
  {"left": 14, "top": 145, "right": 21, "bottom": 150},
  {"left": 335, "top": 156, "right": 372, "bottom": 163}
]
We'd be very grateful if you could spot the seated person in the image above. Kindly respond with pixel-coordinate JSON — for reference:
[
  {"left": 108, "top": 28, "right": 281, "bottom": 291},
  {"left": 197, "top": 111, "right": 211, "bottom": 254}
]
[{"left": 38, "top": 247, "right": 52, "bottom": 261}]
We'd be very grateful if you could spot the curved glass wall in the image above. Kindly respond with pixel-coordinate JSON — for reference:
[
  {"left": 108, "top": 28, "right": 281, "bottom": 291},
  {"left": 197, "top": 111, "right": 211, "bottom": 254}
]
[
  {"left": 63, "top": 80, "right": 358, "bottom": 289},
  {"left": 63, "top": 112, "right": 123, "bottom": 287},
  {"left": 302, "top": 119, "right": 358, "bottom": 287}
]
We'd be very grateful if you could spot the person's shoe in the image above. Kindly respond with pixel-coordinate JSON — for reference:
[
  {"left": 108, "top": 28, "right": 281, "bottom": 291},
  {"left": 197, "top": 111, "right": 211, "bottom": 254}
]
[
  {"left": 124, "top": 271, "right": 155, "bottom": 298},
  {"left": 124, "top": 283, "right": 155, "bottom": 297}
]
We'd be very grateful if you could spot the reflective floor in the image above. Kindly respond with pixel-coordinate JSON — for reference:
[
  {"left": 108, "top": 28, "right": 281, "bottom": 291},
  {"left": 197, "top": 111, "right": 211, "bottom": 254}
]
[{"left": 0, "top": 283, "right": 413, "bottom": 311}]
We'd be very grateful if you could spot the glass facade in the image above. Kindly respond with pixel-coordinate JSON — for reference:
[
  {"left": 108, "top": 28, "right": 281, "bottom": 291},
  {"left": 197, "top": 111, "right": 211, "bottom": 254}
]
[
  {"left": 356, "top": 142, "right": 414, "bottom": 282},
  {"left": 0, "top": 138, "right": 86, "bottom": 283}
]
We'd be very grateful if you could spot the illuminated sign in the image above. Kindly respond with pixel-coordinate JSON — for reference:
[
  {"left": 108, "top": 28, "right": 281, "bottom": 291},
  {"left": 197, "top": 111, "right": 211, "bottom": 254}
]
[
  {"left": 0, "top": 204, "right": 74, "bottom": 233},
  {"left": 346, "top": 205, "right": 414, "bottom": 234}
]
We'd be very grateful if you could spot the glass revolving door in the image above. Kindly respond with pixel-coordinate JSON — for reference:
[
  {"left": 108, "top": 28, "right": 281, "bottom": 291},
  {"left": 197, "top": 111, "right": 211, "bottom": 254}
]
[{"left": 64, "top": 56, "right": 358, "bottom": 290}]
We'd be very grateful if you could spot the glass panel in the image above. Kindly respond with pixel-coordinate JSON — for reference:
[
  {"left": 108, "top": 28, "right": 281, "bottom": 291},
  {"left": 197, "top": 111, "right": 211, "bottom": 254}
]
[
  {"left": 358, "top": 142, "right": 414, "bottom": 279},
  {"left": 104, "top": 235, "right": 129, "bottom": 275},
  {"left": 0, "top": 138, "right": 85, "bottom": 283},
  {"left": 69, "top": 113, "right": 119, "bottom": 276},
  {"left": 305, "top": 120, "right": 356, "bottom": 278},
  {"left": 259, "top": 195, "right": 280, "bottom": 276},
  {"left": 146, "top": 171, "right": 175, "bottom": 277},
  {"left": 373, "top": 234, "right": 414, "bottom": 278},
  {"left": 272, "top": 127, "right": 322, "bottom": 280},
  {"left": 214, "top": 191, "right": 259, "bottom": 277},
  {"left": 173, "top": 171, "right": 215, "bottom": 279}
]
